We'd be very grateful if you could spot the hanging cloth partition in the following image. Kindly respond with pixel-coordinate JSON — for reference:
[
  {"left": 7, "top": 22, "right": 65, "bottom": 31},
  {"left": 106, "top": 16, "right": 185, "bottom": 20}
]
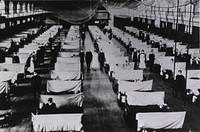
[
  {"left": 0, "top": 0, "right": 5, "bottom": 15},
  {"left": 43, "top": 1, "right": 100, "bottom": 24}
]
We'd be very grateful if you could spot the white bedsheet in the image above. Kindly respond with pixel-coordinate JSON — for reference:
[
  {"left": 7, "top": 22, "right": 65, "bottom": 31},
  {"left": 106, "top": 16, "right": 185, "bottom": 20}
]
[
  {"left": 136, "top": 112, "right": 186, "bottom": 131},
  {"left": 114, "top": 70, "right": 143, "bottom": 81},
  {"left": 55, "top": 63, "right": 80, "bottom": 71},
  {"left": 118, "top": 80, "right": 153, "bottom": 93},
  {"left": 57, "top": 57, "right": 80, "bottom": 64},
  {"left": 59, "top": 52, "right": 79, "bottom": 57},
  {"left": 187, "top": 70, "right": 200, "bottom": 95},
  {"left": 0, "top": 71, "right": 18, "bottom": 83},
  {"left": 126, "top": 91, "right": 165, "bottom": 106},
  {"left": 47, "top": 80, "right": 81, "bottom": 93},
  {"left": 32, "top": 114, "right": 83, "bottom": 132},
  {"left": 0, "top": 63, "right": 25, "bottom": 74},
  {"left": 40, "top": 93, "right": 84, "bottom": 108},
  {"left": 51, "top": 70, "right": 81, "bottom": 80}
]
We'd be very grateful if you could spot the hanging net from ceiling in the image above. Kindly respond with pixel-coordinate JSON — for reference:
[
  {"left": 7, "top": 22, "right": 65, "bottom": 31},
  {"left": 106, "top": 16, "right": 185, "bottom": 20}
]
[
  {"left": 102, "top": 0, "right": 199, "bottom": 17},
  {"left": 103, "top": 0, "right": 199, "bottom": 11},
  {"left": 43, "top": 0, "right": 101, "bottom": 24}
]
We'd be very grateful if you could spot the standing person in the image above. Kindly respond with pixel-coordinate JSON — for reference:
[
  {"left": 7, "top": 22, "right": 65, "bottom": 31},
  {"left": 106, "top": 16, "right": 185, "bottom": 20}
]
[
  {"left": 91, "top": 50, "right": 99, "bottom": 70},
  {"left": 127, "top": 39, "right": 131, "bottom": 54},
  {"left": 50, "top": 47, "right": 57, "bottom": 67},
  {"left": 159, "top": 40, "right": 163, "bottom": 50},
  {"left": 108, "top": 33, "right": 112, "bottom": 40},
  {"left": 79, "top": 50, "right": 85, "bottom": 71},
  {"left": 149, "top": 49, "right": 155, "bottom": 71},
  {"left": 0, "top": 49, "right": 5, "bottom": 63},
  {"left": 132, "top": 48, "right": 138, "bottom": 69},
  {"left": 175, "top": 70, "right": 186, "bottom": 105},
  {"left": 108, "top": 28, "right": 112, "bottom": 40},
  {"left": 12, "top": 52, "right": 20, "bottom": 63},
  {"left": 64, "top": 30, "right": 68, "bottom": 38},
  {"left": 146, "top": 32, "right": 150, "bottom": 45},
  {"left": 36, "top": 47, "right": 44, "bottom": 66},
  {"left": 26, "top": 54, "right": 35, "bottom": 74},
  {"left": 98, "top": 49, "right": 106, "bottom": 71},
  {"left": 81, "top": 31, "right": 86, "bottom": 45},
  {"left": 31, "top": 72, "right": 42, "bottom": 101},
  {"left": 85, "top": 49, "right": 93, "bottom": 71},
  {"left": 138, "top": 50, "right": 146, "bottom": 70}
]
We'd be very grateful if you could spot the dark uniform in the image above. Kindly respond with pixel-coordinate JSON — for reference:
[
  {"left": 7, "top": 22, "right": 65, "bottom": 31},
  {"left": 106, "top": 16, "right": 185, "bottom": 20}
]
[
  {"left": 79, "top": 51, "right": 85, "bottom": 71},
  {"left": 149, "top": 52, "right": 155, "bottom": 71},
  {"left": 85, "top": 51, "right": 93, "bottom": 71},
  {"left": 12, "top": 55, "right": 20, "bottom": 63},
  {"left": 42, "top": 102, "right": 57, "bottom": 114},
  {"left": 175, "top": 74, "right": 186, "bottom": 104},
  {"left": 31, "top": 74, "right": 42, "bottom": 100},
  {"left": 98, "top": 51, "right": 106, "bottom": 71}
]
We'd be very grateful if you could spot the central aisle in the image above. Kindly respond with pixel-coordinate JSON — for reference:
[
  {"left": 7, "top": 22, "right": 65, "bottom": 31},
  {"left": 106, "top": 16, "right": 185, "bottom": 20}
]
[{"left": 82, "top": 32, "right": 130, "bottom": 132}]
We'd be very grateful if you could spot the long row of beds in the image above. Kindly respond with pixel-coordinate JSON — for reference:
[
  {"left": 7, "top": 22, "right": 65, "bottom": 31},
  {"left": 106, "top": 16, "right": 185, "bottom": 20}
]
[
  {"left": 88, "top": 25, "right": 187, "bottom": 132},
  {"left": 31, "top": 25, "right": 84, "bottom": 132}
]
